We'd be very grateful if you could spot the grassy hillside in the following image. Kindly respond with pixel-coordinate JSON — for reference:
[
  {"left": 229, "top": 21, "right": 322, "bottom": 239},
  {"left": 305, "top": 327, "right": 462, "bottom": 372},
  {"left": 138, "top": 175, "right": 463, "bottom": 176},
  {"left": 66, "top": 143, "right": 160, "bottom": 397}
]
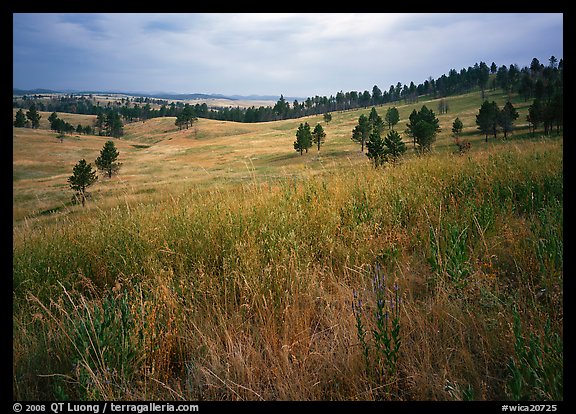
[
  {"left": 12, "top": 90, "right": 563, "bottom": 401},
  {"left": 13, "top": 89, "right": 535, "bottom": 225}
]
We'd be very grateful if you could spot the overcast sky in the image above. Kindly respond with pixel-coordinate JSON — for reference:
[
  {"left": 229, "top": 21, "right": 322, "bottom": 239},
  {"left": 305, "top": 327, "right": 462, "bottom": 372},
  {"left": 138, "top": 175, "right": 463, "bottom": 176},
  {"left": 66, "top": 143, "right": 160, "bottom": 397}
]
[{"left": 13, "top": 13, "right": 563, "bottom": 98}]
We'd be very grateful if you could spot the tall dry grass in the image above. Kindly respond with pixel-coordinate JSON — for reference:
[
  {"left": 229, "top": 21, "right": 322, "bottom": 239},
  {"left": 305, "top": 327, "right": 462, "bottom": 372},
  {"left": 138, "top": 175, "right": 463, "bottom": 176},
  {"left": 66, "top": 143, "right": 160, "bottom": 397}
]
[{"left": 13, "top": 137, "right": 562, "bottom": 401}]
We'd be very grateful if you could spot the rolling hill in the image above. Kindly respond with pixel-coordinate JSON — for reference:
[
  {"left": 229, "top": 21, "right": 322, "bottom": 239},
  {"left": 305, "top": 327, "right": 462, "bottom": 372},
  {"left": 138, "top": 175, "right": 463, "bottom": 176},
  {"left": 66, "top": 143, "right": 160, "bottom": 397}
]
[
  {"left": 13, "top": 88, "right": 535, "bottom": 224},
  {"left": 12, "top": 87, "right": 563, "bottom": 401}
]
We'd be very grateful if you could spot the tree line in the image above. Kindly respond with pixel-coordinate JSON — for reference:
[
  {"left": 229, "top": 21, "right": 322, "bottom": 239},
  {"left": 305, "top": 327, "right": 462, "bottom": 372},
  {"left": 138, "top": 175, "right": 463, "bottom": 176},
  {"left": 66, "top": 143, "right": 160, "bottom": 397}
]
[
  {"left": 14, "top": 105, "right": 126, "bottom": 139},
  {"left": 48, "top": 112, "right": 94, "bottom": 136},
  {"left": 41, "top": 94, "right": 565, "bottom": 209},
  {"left": 13, "top": 56, "right": 562, "bottom": 125},
  {"left": 13, "top": 94, "right": 207, "bottom": 125},
  {"left": 297, "top": 87, "right": 561, "bottom": 168},
  {"left": 27, "top": 76, "right": 564, "bottom": 209}
]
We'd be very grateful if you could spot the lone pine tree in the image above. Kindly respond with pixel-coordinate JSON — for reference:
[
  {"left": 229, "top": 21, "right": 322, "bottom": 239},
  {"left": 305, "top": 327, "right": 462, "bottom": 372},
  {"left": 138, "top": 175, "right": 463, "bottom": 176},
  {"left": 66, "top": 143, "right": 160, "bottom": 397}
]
[
  {"left": 352, "top": 114, "right": 371, "bottom": 152},
  {"left": 312, "top": 123, "right": 326, "bottom": 151},
  {"left": 95, "top": 140, "right": 121, "bottom": 178},
  {"left": 68, "top": 159, "right": 98, "bottom": 207},
  {"left": 294, "top": 122, "right": 312, "bottom": 155},
  {"left": 452, "top": 117, "right": 464, "bottom": 137}
]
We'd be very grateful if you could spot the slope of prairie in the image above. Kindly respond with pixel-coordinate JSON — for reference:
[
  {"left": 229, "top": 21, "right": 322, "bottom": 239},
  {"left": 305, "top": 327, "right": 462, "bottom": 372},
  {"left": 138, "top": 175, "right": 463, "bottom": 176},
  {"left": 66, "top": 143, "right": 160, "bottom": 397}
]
[
  {"left": 13, "top": 89, "right": 535, "bottom": 225},
  {"left": 13, "top": 137, "right": 563, "bottom": 401},
  {"left": 12, "top": 89, "right": 562, "bottom": 401}
]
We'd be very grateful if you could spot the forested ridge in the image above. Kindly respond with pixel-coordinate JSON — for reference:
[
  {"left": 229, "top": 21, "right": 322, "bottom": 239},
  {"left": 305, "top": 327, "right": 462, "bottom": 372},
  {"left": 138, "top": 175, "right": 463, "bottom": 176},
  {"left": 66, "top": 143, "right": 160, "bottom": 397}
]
[{"left": 14, "top": 56, "right": 562, "bottom": 125}]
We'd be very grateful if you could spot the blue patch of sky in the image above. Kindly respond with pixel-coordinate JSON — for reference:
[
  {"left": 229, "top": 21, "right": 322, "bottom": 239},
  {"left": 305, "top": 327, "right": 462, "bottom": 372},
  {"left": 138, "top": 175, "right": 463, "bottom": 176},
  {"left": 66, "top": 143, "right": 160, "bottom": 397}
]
[
  {"left": 58, "top": 13, "right": 108, "bottom": 35},
  {"left": 143, "top": 20, "right": 187, "bottom": 33}
]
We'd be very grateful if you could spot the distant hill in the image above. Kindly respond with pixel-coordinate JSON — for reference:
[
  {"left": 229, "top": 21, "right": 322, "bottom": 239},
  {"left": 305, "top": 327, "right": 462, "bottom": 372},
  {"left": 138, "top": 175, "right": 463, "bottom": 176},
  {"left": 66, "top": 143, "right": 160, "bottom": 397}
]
[
  {"left": 143, "top": 92, "right": 305, "bottom": 102},
  {"left": 12, "top": 88, "right": 304, "bottom": 102},
  {"left": 13, "top": 88, "right": 62, "bottom": 95}
]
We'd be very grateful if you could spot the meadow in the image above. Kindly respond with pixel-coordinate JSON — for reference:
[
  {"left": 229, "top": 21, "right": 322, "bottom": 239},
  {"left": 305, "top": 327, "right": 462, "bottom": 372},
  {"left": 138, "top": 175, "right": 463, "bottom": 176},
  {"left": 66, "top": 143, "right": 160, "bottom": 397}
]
[{"left": 13, "top": 89, "right": 563, "bottom": 401}]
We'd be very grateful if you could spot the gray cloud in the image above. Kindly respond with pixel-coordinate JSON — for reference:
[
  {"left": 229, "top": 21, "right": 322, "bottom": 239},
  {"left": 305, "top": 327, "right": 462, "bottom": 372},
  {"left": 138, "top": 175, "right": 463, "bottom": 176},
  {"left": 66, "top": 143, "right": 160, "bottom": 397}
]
[
  {"left": 58, "top": 13, "right": 109, "bottom": 36},
  {"left": 13, "top": 13, "right": 563, "bottom": 97},
  {"left": 143, "top": 20, "right": 188, "bottom": 33}
]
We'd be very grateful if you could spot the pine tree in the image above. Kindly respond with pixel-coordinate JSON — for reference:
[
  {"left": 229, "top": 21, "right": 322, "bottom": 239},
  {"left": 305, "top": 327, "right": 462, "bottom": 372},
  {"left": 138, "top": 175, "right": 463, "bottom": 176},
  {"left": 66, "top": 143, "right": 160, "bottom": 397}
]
[
  {"left": 95, "top": 140, "right": 121, "bottom": 178},
  {"left": 351, "top": 114, "right": 371, "bottom": 152},
  {"left": 405, "top": 105, "right": 440, "bottom": 152},
  {"left": 498, "top": 101, "right": 519, "bottom": 139},
  {"left": 526, "top": 99, "right": 543, "bottom": 135},
  {"left": 26, "top": 103, "right": 41, "bottom": 129},
  {"left": 48, "top": 113, "right": 63, "bottom": 132},
  {"left": 14, "top": 109, "right": 27, "bottom": 127},
  {"left": 476, "top": 100, "right": 500, "bottom": 142},
  {"left": 68, "top": 159, "right": 98, "bottom": 207},
  {"left": 368, "top": 107, "right": 385, "bottom": 135},
  {"left": 312, "top": 123, "right": 326, "bottom": 151},
  {"left": 105, "top": 111, "right": 124, "bottom": 138},
  {"left": 372, "top": 85, "right": 383, "bottom": 105},
  {"left": 48, "top": 112, "right": 59, "bottom": 125},
  {"left": 478, "top": 61, "right": 490, "bottom": 100},
  {"left": 412, "top": 120, "right": 437, "bottom": 152},
  {"left": 273, "top": 95, "right": 289, "bottom": 119},
  {"left": 294, "top": 122, "right": 312, "bottom": 155},
  {"left": 366, "top": 129, "right": 387, "bottom": 167},
  {"left": 385, "top": 107, "right": 400, "bottom": 130},
  {"left": 175, "top": 113, "right": 187, "bottom": 130},
  {"left": 95, "top": 111, "right": 106, "bottom": 135},
  {"left": 452, "top": 117, "right": 464, "bottom": 137},
  {"left": 383, "top": 130, "right": 406, "bottom": 164}
]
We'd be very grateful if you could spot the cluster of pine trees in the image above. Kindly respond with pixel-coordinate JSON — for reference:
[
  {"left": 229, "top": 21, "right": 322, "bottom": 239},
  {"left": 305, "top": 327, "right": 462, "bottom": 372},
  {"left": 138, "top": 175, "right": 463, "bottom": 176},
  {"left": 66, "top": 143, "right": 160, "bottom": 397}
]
[
  {"left": 526, "top": 96, "right": 563, "bottom": 136},
  {"left": 48, "top": 112, "right": 94, "bottom": 136},
  {"left": 13, "top": 104, "right": 41, "bottom": 129},
  {"left": 175, "top": 104, "right": 198, "bottom": 130},
  {"left": 68, "top": 141, "right": 121, "bottom": 206},
  {"left": 95, "top": 110, "right": 124, "bottom": 137},
  {"left": 13, "top": 94, "right": 172, "bottom": 121},
  {"left": 14, "top": 104, "right": 123, "bottom": 138},
  {"left": 293, "top": 122, "right": 326, "bottom": 155},
  {"left": 201, "top": 55, "right": 562, "bottom": 123},
  {"left": 476, "top": 101, "right": 519, "bottom": 141},
  {"left": 347, "top": 106, "right": 427, "bottom": 167},
  {"left": 330, "top": 88, "right": 554, "bottom": 167},
  {"left": 291, "top": 106, "right": 409, "bottom": 167}
]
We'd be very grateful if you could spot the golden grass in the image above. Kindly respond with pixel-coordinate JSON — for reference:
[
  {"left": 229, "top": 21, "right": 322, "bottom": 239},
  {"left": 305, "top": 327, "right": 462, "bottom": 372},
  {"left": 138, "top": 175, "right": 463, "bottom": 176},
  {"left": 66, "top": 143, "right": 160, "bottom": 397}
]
[
  {"left": 13, "top": 90, "right": 562, "bottom": 401},
  {"left": 13, "top": 89, "right": 533, "bottom": 225}
]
